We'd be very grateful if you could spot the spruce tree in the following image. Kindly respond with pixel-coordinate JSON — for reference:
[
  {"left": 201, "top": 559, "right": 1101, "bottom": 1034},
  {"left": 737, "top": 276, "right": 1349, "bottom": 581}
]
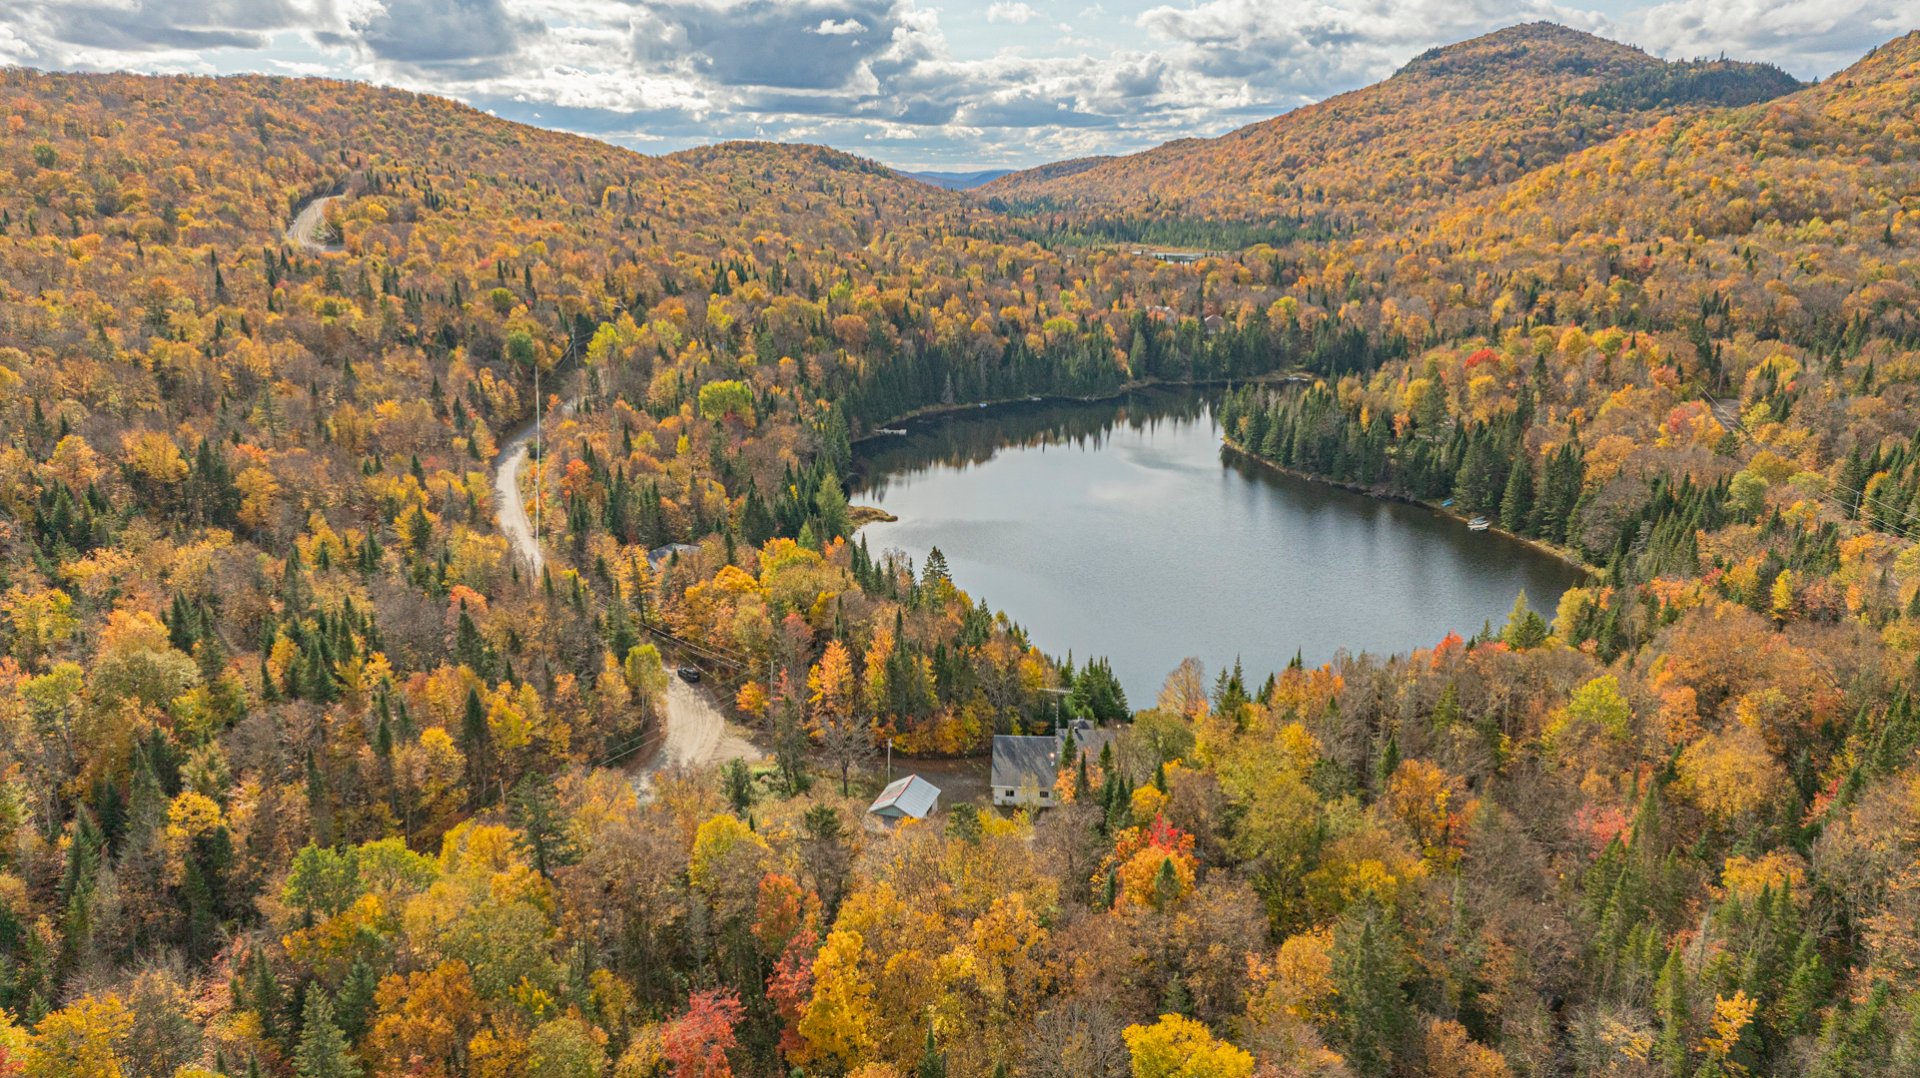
[
  {"left": 1160, "top": 972, "right": 1192, "bottom": 1017},
  {"left": 922, "top": 546, "right": 951, "bottom": 587},
  {"left": 1374, "top": 732, "right": 1401, "bottom": 793},
  {"left": 1653, "top": 945, "right": 1690, "bottom": 1077},
  {"left": 917, "top": 1024, "right": 948, "bottom": 1078},
  {"left": 1431, "top": 682, "right": 1461, "bottom": 729},
  {"left": 1501, "top": 592, "right": 1549, "bottom": 650},
  {"left": 294, "top": 990, "right": 360, "bottom": 1078},
  {"left": 460, "top": 687, "right": 491, "bottom": 806},
  {"left": 1500, "top": 452, "right": 1535, "bottom": 533},
  {"left": 1153, "top": 856, "right": 1183, "bottom": 910},
  {"left": 453, "top": 604, "right": 490, "bottom": 676},
  {"left": 248, "top": 950, "right": 284, "bottom": 1041},
  {"left": 55, "top": 808, "right": 104, "bottom": 974},
  {"left": 333, "top": 958, "right": 378, "bottom": 1042},
  {"left": 1452, "top": 433, "right": 1503, "bottom": 513},
  {"left": 1330, "top": 907, "right": 1410, "bottom": 1078},
  {"left": 509, "top": 774, "right": 574, "bottom": 878}
]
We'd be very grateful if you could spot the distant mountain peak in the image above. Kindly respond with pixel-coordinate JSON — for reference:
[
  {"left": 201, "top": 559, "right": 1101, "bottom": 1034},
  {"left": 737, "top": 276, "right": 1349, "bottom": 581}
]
[
  {"left": 975, "top": 21, "right": 1809, "bottom": 238},
  {"left": 1395, "top": 21, "right": 1657, "bottom": 82}
]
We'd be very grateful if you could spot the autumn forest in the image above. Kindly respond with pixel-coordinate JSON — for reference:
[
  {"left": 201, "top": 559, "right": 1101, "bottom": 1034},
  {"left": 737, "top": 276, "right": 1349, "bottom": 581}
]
[{"left": 4, "top": 18, "right": 1920, "bottom": 1078}]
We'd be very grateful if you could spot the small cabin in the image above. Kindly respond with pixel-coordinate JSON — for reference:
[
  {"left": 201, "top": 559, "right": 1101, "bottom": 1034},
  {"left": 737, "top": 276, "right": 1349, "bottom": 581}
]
[
  {"left": 867, "top": 774, "right": 940, "bottom": 821},
  {"left": 646, "top": 542, "right": 701, "bottom": 571}
]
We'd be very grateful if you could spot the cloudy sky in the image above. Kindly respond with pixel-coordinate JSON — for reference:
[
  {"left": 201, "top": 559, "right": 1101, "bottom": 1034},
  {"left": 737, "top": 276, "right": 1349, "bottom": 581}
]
[{"left": 0, "top": 0, "right": 1910, "bottom": 169}]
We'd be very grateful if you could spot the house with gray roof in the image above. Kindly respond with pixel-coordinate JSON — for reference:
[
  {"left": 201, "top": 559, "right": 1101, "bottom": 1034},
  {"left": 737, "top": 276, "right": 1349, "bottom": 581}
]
[
  {"left": 993, "top": 720, "right": 1120, "bottom": 807},
  {"left": 992, "top": 735, "right": 1059, "bottom": 807},
  {"left": 1057, "top": 717, "right": 1117, "bottom": 764}
]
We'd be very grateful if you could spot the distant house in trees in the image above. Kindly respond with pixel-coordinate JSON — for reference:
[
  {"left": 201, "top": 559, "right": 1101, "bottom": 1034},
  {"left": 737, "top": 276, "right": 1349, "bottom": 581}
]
[
  {"left": 1056, "top": 717, "right": 1117, "bottom": 770},
  {"left": 646, "top": 543, "right": 700, "bottom": 571},
  {"left": 992, "top": 719, "right": 1116, "bottom": 807},
  {"left": 867, "top": 773, "right": 941, "bottom": 821},
  {"left": 1130, "top": 250, "right": 1204, "bottom": 264}
]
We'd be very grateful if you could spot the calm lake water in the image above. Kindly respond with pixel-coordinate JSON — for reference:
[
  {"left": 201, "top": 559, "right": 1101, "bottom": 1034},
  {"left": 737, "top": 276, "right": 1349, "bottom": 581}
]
[{"left": 852, "top": 389, "right": 1585, "bottom": 706}]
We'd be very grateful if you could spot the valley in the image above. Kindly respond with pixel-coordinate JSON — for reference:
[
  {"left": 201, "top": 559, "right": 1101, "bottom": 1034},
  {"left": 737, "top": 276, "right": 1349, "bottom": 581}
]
[{"left": 1, "top": 20, "right": 1919, "bottom": 1078}]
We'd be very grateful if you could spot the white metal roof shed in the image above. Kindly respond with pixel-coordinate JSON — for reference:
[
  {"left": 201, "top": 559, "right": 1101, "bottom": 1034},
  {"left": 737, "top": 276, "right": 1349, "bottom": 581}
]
[{"left": 868, "top": 774, "right": 941, "bottom": 820}]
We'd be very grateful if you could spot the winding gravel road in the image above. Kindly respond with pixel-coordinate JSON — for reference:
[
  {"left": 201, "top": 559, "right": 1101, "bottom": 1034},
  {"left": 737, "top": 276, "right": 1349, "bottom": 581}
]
[
  {"left": 492, "top": 408, "right": 757, "bottom": 789},
  {"left": 493, "top": 417, "right": 544, "bottom": 575},
  {"left": 286, "top": 193, "right": 342, "bottom": 251},
  {"left": 284, "top": 186, "right": 756, "bottom": 787},
  {"left": 640, "top": 675, "right": 759, "bottom": 790}
]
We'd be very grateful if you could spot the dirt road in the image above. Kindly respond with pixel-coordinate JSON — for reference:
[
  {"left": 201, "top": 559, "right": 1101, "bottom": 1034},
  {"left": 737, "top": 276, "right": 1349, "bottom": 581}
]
[
  {"left": 286, "top": 193, "right": 342, "bottom": 251},
  {"left": 493, "top": 418, "right": 543, "bottom": 575},
  {"left": 489, "top": 392, "right": 754, "bottom": 789},
  {"left": 281, "top": 189, "right": 757, "bottom": 787},
  {"left": 632, "top": 674, "right": 761, "bottom": 794}
]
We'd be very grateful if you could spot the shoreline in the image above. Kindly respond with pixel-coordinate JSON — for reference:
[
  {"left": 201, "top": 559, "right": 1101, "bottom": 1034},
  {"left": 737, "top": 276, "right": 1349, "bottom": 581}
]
[
  {"left": 850, "top": 371, "right": 1302, "bottom": 446},
  {"left": 1218, "top": 439, "right": 1599, "bottom": 580},
  {"left": 850, "top": 379, "right": 1596, "bottom": 585},
  {"left": 849, "top": 372, "right": 1303, "bottom": 531},
  {"left": 847, "top": 394, "right": 1595, "bottom": 761}
]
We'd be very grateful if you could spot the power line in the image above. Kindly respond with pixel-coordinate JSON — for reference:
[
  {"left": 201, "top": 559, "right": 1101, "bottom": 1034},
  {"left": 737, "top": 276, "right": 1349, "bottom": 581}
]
[{"left": 1700, "top": 390, "right": 1920, "bottom": 547}]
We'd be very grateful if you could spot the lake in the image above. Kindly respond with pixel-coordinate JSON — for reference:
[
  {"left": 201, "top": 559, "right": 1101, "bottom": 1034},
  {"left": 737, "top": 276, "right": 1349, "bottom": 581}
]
[{"left": 852, "top": 388, "right": 1586, "bottom": 706}]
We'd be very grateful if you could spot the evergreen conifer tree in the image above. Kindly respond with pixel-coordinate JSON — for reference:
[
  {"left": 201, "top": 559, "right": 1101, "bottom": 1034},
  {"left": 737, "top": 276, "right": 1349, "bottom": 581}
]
[{"left": 294, "top": 990, "right": 361, "bottom": 1078}]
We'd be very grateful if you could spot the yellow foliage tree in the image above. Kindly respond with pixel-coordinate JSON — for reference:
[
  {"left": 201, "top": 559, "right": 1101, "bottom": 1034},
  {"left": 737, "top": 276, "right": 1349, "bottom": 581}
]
[
  {"left": 1676, "top": 726, "right": 1784, "bottom": 823},
  {"left": 1247, "top": 927, "right": 1337, "bottom": 1025},
  {"left": 1116, "top": 846, "right": 1196, "bottom": 911},
  {"left": 796, "top": 928, "right": 879, "bottom": 1071},
  {"left": 1122, "top": 1014, "right": 1253, "bottom": 1078},
  {"left": 28, "top": 994, "right": 133, "bottom": 1078},
  {"left": 1385, "top": 758, "right": 1467, "bottom": 860},
  {"left": 1422, "top": 1018, "right": 1511, "bottom": 1078},
  {"left": 688, "top": 813, "right": 771, "bottom": 897},
  {"left": 2, "top": 584, "right": 76, "bottom": 665},
  {"left": 1697, "top": 991, "right": 1757, "bottom": 1070},
  {"left": 121, "top": 430, "right": 188, "bottom": 488},
  {"left": 1720, "top": 851, "right": 1807, "bottom": 903}
]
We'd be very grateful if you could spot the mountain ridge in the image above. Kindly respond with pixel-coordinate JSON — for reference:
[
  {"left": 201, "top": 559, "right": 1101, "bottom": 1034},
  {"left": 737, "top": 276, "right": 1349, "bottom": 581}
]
[
  {"left": 5, "top": 26, "right": 1920, "bottom": 1078},
  {"left": 977, "top": 21, "right": 1805, "bottom": 236}
]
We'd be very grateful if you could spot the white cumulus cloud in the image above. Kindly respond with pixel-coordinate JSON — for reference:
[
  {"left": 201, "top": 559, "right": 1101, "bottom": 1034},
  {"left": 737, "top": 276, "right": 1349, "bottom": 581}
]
[{"left": 0, "top": 0, "right": 1905, "bottom": 168}]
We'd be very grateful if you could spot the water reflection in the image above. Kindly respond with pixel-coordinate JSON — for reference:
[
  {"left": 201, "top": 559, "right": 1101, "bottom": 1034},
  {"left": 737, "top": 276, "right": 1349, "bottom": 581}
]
[
  {"left": 854, "top": 392, "right": 1212, "bottom": 498},
  {"left": 853, "top": 388, "right": 1583, "bottom": 704}
]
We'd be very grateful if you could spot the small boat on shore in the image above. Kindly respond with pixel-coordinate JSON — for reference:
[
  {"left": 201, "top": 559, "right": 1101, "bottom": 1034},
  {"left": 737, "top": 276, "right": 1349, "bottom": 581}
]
[
  {"left": 874, "top": 427, "right": 908, "bottom": 436},
  {"left": 1467, "top": 515, "right": 1491, "bottom": 532}
]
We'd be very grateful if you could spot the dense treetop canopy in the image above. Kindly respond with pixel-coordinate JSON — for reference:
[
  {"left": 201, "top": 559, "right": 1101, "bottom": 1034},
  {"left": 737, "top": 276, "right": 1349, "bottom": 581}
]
[{"left": 2, "top": 21, "right": 1920, "bottom": 1078}]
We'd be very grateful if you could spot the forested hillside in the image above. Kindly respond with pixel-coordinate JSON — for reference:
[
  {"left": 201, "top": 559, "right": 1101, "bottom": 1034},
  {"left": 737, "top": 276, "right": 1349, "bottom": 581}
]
[
  {"left": 2, "top": 22, "right": 1920, "bottom": 1078},
  {"left": 980, "top": 23, "right": 1801, "bottom": 245}
]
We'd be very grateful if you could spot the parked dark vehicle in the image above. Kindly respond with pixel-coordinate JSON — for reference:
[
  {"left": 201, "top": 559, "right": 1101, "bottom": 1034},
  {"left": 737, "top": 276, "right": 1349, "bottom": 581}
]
[{"left": 677, "top": 665, "right": 701, "bottom": 683}]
